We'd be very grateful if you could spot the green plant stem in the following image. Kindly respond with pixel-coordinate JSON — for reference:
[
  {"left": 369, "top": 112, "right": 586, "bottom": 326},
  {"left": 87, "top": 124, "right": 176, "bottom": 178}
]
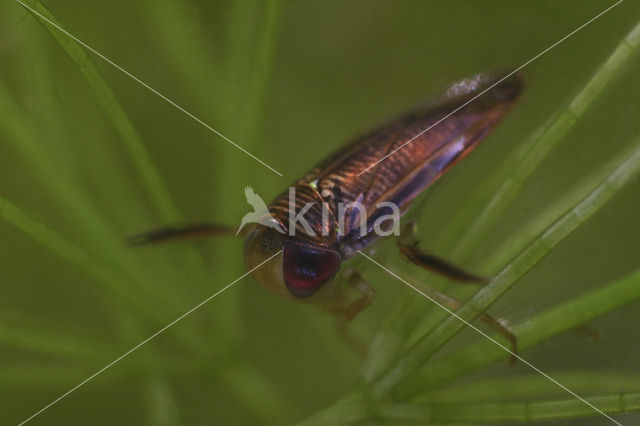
[
  {"left": 15, "top": 89, "right": 189, "bottom": 269},
  {"left": 360, "top": 297, "right": 424, "bottom": 383},
  {"left": 0, "top": 214, "right": 288, "bottom": 423},
  {"left": 143, "top": 378, "right": 181, "bottom": 426},
  {"left": 217, "top": 0, "right": 285, "bottom": 200},
  {"left": 1, "top": 70, "right": 290, "bottom": 425},
  {"left": 481, "top": 154, "right": 619, "bottom": 273},
  {"left": 222, "top": 0, "right": 283, "bottom": 138},
  {"left": 372, "top": 138, "right": 640, "bottom": 398},
  {"left": 295, "top": 393, "right": 368, "bottom": 426},
  {"left": 20, "top": 0, "right": 218, "bottom": 303},
  {"left": 380, "top": 392, "right": 640, "bottom": 423},
  {"left": 415, "top": 372, "right": 640, "bottom": 404},
  {"left": 0, "top": 57, "right": 214, "bottom": 340},
  {"left": 21, "top": 0, "right": 178, "bottom": 222},
  {"left": 141, "top": 0, "right": 225, "bottom": 122},
  {"left": 210, "top": 0, "right": 286, "bottom": 337},
  {"left": 399, "top": 140, "right": 640, "bottom": 350},
  {"left": 0, "top": 194, "right": 173, "bottom": 324},
  {"left": 0, "top": 365, "right": 96, "bottom": 388},
  {"left": 240, "top": 0, "right": 284, "bottom": 145},
  {"left": 0, "top": 84, "right": 185, "bottom": 311},
  {"left": 0, "top": 190, "right": 224, "bottom": 360},
  {"left": 366, "top": 135, "right": 640, "bottom": 381},
  {"left": 0, "top": 323, "right": 108, "bottom": 360},
  {"left": 217, "top": 360, "right": 299, "bottom": 423},
  {"left": 440, "top": 18, "right": 640, "bottom": 260},
  {"left": 362, "top": 18, "right": 640, "bottom": 385},
  {"left": 396, "top": 265, "right": 640, "bottom": 398},
  {"left": 2, "top": 9, "right": 201, "bottom": 316}
]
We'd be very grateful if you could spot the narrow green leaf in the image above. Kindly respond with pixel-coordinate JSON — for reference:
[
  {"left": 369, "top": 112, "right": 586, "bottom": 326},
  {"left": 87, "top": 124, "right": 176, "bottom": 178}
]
[
  {"left": 0, "top": 82, "right": 197, "bottom": 320},
  {"left": 209, "top": 0, "right": 286, "bottom": 337},
  {"left": 295, "top": 393, "right": 367, "bottom": 426},
  {"left": 397, "top": 265, "right": 640, "bottom": 398},
  {"left": 140, "top": 0, "right": 225, "bottom": 120},
  {"left": 360, "top": 297, "right": 424, "bottom": 383},
  {"left": 0, "top": 324, "right": 107, "bottom": 360},
  {"left": 20, "top": 0, "right": 179, "bottom": 221},
  {"left": 363, "top": 18, "right": 640, "bottom": 385},
  {"left": 380, "top": 392, "right": 640, "bottom": 423},
  {"left": 416, "top": 372, "right": 640, "bottom": 404},
  {"left": 239, "top": 0, "right": 284, "bottom": 145},
  {"left": 143, "top": 378, "right": 181, "bottom": 426},
  {"left": 217, "top": 360, "right": 299, "bottom": 423},
  {"left": 0, "top": 364, "right": 117, "bottom": 388},
  {"left": 0, "top": 194, "right": 174, "bottom": 322},
  {"left": 372, "top": 138, "right": 640, "bottom": 398},
  {"left": 442, "top": 19, "right": 640, "bottom": 260}
]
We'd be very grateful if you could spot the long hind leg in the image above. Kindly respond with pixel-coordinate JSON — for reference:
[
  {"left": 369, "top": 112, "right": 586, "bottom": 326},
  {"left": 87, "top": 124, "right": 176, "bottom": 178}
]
[
  {"left": 411, "top": 278, "right": 518, "bottom": 362},
  {"left": 396, "top": 221, "right": 517, "bottom": 359}
]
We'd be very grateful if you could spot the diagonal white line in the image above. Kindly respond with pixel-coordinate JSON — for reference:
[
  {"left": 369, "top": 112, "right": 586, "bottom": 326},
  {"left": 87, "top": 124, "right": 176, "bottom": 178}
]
[
  {"left": 17, "top": 250, "right": 283, "bottom": 426},
  {"left": 14, "top": 0, "right": 284, "bottom": 177},
  {"left": 357, "top": 250, "right": 623, "bottom": 426},
  {"left": 357, "top": 0, "right": 624, "bottom": 176}
]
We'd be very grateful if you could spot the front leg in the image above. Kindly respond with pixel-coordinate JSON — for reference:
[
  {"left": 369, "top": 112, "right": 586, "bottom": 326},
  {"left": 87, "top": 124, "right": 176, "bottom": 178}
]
[
  {"left": 342, "top": 269, "right": 376, "bottom": 321},
  {"left": 324, "top": 269, "right": 376, "bottom": 321},
  {"left": 324, "top": 269, "right": 376, "bottom": 355},
  {"left": 397, "top": 220, "right": 487, "bottom": 283}
]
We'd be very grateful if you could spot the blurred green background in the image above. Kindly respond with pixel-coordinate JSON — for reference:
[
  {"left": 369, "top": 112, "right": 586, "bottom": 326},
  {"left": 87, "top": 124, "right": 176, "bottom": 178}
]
[{"left": 1, "top": 0, "right": 640, "bottom": 425}]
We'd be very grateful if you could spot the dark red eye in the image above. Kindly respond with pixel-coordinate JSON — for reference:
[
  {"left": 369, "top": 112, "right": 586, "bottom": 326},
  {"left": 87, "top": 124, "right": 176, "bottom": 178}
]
[{"left": 283, "top": 240, "right": 341, "bottom": 298}]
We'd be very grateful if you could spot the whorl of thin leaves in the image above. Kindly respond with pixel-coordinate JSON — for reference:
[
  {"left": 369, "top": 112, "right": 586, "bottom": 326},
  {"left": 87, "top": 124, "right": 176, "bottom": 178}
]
[{"left": 1, "top": 1, "right": 639, "bottom": 424}]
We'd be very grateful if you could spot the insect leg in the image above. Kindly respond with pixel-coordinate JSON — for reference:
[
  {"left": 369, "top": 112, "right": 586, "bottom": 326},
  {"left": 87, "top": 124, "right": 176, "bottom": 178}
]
[
  {"left": 128, "top": 223, "right": 235, "bottom": 245},
  {"left": 479, "top": 311, "right": 518, "bottom": 364},
  {"left": 397, "top": 220, "right": 487, "bottom": 283},
  {"left": 409, "top": 276, "right": 517, "bottom": 362},
  {"left": 326, "top": 269, "right": 376, "bottom": 355},
  {"left": 575, "top": 325, "right": 601, "bottom": 341},
  {"left": 342, "top": 269, "right": 376, "bottom": 321}
]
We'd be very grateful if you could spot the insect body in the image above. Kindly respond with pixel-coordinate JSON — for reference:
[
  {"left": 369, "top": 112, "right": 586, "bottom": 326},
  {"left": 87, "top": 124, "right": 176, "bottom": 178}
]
[
  {"left": 245, "top": 73, "right": 522, "bottom": 314},
  {"left": 132, "top": 73, "right": 522, "bottom": 343}
]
